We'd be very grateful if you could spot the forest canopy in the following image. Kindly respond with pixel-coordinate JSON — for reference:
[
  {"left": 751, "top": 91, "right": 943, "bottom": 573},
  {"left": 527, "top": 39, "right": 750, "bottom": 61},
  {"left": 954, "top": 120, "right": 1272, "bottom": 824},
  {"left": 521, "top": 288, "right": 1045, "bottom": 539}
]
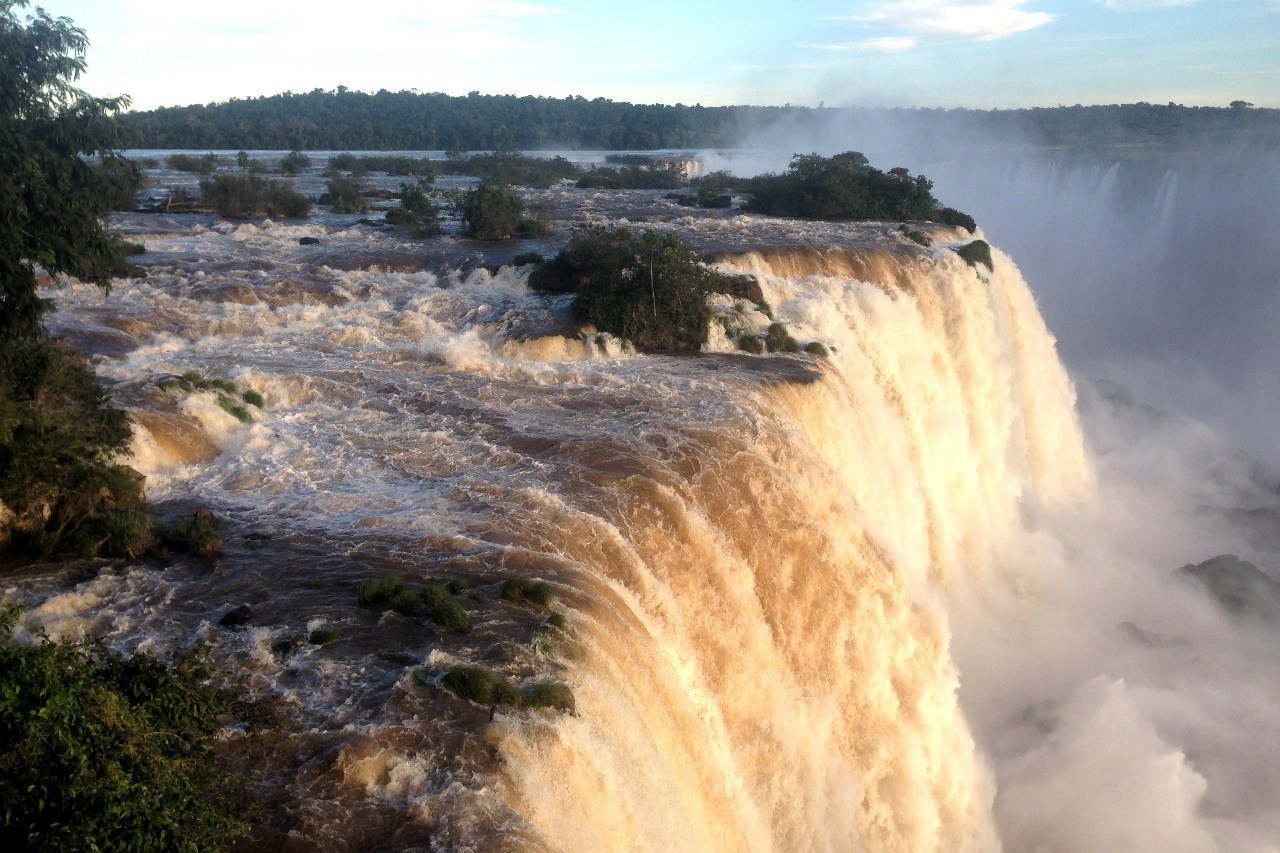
[{"left": 119, "top": 89, "right": 1280, "bottom": 152}]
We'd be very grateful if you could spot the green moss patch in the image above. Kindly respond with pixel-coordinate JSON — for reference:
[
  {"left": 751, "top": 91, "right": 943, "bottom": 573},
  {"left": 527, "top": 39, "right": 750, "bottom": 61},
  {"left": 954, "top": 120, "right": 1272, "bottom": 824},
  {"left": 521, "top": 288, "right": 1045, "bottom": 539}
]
[{"left": 501, "top": 577, "right": 557, "bottom": 608}]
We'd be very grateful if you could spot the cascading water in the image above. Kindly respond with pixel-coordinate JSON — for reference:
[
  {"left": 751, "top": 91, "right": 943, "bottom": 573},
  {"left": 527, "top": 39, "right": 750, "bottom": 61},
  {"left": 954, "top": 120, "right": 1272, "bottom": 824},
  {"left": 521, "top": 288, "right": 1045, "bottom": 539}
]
[{"left": 17, "top": 191, "right": 1276, "bottom": 851}]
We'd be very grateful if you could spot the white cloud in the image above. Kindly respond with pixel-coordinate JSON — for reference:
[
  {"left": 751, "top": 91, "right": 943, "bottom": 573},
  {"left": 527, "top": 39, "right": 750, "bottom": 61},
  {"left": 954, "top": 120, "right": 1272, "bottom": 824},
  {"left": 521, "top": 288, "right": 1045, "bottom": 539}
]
[
  {"left": 843, "top": 0, "right": 1055, "bottom": 44},
  {"left": 1096, "top": 0, "right": 1200, "bottom": 9},
  {"left": 858, "top": 36, "right": 923, "bottom": 52}
]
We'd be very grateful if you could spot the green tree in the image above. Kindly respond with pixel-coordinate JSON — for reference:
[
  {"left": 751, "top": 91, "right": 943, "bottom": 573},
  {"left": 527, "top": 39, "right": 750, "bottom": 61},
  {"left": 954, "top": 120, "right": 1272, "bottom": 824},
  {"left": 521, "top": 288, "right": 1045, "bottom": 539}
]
[
  {"left": 0, "top": 0, "right": 135, "bottom": 340},
  {"left": 461, "top": 179, "right": 525, "bottom": 239},
  {"left": 0, "top": 1, "right": 154, "bottom": 559}
]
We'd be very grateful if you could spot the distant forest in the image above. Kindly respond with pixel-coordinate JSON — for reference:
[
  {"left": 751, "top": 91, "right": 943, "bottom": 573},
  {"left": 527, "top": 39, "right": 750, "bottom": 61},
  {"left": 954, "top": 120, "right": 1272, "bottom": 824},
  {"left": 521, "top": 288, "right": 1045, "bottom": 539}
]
[{"left": 120, "top": 89, "right": 1280, "bottom": 152}]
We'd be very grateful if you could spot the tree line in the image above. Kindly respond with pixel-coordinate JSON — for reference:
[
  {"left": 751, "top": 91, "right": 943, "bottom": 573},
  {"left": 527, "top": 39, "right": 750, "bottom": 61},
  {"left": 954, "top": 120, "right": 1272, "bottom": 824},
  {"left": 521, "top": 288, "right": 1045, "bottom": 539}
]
[{"left": 119, "top": 88, "right": 1280, "bottom": 152}]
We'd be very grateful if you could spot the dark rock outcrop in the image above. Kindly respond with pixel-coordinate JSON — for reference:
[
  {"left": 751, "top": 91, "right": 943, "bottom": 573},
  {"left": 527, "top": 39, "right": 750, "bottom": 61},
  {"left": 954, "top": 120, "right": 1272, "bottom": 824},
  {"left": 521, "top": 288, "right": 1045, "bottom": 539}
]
[{"left": 1178, "top": 554, "right": 1280, "bottom": 620}]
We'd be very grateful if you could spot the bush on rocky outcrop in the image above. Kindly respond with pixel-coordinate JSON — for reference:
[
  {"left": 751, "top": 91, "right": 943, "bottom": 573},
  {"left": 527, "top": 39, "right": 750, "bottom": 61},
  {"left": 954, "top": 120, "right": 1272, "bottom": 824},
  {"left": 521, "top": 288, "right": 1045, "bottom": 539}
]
[
  {"left": 460, "top": 179, "right": 547, "bottom": 239},
  {"left": 529, "top": 226, "right": 761, "bottom": 352},
  {"left": 956, "top": 240, "right": 994, "bottom": 271},
  {"left": 199, "top": 174, "right": 311, "bottom": 219}
]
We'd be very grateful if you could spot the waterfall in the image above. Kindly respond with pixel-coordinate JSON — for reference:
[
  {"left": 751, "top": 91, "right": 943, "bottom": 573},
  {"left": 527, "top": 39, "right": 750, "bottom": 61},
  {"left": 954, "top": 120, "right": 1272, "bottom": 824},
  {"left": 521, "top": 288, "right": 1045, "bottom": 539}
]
[{"left": 492, "top": 242, "right": 1089, "bottom": 851}]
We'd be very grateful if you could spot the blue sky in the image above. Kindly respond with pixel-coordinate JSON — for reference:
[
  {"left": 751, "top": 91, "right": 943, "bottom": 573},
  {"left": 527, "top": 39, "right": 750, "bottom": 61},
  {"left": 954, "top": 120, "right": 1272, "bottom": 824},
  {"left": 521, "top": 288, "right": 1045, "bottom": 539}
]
[{"left": 43, "top": 0, "right": 1280, "bottom": 110}]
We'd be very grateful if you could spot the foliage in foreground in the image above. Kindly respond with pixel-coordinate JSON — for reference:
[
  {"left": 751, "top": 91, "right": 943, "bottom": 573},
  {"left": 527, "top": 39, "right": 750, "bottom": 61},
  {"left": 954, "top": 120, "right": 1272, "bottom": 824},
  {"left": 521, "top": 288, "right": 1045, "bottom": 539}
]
[
  {"left": 0, "top": 608, "right": 249, "bottom": 851},
  {"left": 529, "top": 226, "right": 760, "bottom": 352}
]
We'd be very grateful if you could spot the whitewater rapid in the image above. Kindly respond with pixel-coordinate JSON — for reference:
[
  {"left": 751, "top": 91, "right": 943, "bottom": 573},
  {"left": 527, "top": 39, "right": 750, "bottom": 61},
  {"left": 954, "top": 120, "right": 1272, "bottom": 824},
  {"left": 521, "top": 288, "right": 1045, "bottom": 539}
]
[{"left": 14, "top": 191, "right": 1280, "bottom": 852}]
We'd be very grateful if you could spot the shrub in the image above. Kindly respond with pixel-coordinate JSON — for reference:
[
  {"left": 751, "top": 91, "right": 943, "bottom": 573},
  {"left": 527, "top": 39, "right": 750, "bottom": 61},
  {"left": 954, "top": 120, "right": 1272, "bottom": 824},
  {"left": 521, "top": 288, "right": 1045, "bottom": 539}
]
[
  {"left": 387, "top": 589, "right": 423, "bottom": 617},
  {"left": 737, "top": 334, "right": 764, "bottom": 354},
  {"left": 544, "top": 612, "right": 569, "bottom": 632},
  {"left": 356, "top": 573, "right": 404, "bottom": 606},
  {"left": 501, "top": 577, "right": 557, "bottom": 607},
  {"left": 0, "top": 609, "right": 249, "bottom": 851},
  {"left": 755, "top": 298, "right": 774, "bottom": 319},
  {"left": 442, "top": 152, "right": 578, "bottom": 188},
  {"left": 521, "top": 681, "right": 575, "bottom": 713},
  {"left": 355, "top": 155, "right": 438, "bottom": 178},
  {"left": 461, "top": 179, "right": 525, "bottom": 239},
  {"left": 513, "top": 251, "right": 544, "bottom": 266},
  {"left": 804, "top": 341, "right": 830, "bottom": 357},
  {"left": 263, "top": 182, "right": 311, "bottom": 218},
  {"left": 576, "top": 165, "right": 685, "bottom": 190},
  {"left": 327, "top": 152, "right": 361, "bottom": 173},
  {"left": 420, "top": 584, "right": 450, "bottom": 608},
  {"left": 106, "top": 509, "right": 156, "bottom": 559},
  {"left": 440, "top": 665, "right": 522, "bottom": 707},
  {"left": 765, "top": 323, "right": 801, "bottom": 353},
  {"left": 956, "top": 240, "right": 994, "bottom": 271},
  {"left": 936, "top": 206, "right": 977, "bottom": 233},
  {"left": 0, "top": 340, "right": 153, "bottom": 560},
  {"left": 325, "top": 175, "right": 369, "bottom": 213},
  {"left": 177, "top": 508, "right": 222, "bottom": 557},
  {"left": 384, "top": 180, "right": 441, "bottom": 237},
  {"left": 166, "top": 152, "right": 218, "bottom": 174},
  {"left": 428, "top": 600, "right": 471, "bottom": 633},
  {"left": 279, "top": 150, "right": 310, "bottom": 175},
  {"left": 159, "top": 372, "right": 260, "bottom": 424},
  {"left": 515, "top": 216, "right": 552, "bottom": 238},
  {"left": 200, "top": 173, "right": 262, "bottom": 219}
]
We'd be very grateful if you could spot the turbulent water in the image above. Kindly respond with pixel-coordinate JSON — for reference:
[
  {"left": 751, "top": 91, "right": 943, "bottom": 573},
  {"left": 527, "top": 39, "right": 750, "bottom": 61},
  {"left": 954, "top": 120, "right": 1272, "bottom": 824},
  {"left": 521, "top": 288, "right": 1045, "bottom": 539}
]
[{"left": 9, "top": 174, "right": 1280, "bottom": 851}]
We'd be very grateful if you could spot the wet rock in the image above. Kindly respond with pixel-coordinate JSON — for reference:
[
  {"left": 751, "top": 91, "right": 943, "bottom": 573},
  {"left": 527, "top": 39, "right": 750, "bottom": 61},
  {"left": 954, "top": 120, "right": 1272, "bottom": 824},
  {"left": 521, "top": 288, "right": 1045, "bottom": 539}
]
[
  {"left": 272, "top": 635, "right": 305, "bottom": 658},
  {"left": 1178, "top": 554, "right": 1280, "bottom": 620},
  {"left": 298, "top": 236, "right": 321, "bottom": 246},
  {"left": 218, "top": 604, "right": 252, "bottom": 628}
]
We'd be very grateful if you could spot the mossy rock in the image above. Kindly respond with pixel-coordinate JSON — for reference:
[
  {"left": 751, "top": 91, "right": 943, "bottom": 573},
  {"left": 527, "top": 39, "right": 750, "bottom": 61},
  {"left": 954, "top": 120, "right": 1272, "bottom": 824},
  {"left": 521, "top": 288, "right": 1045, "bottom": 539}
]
[
  {"left": 501, "top": 577, "right": 557, "bottom": 608},
  {"left": 177, "top": 508, "right": 222, "bottom": 557},
  {"left": 428, "top": 600, "right": 471, "bottom": 633},
  {"left": 804, "top": 341, "right": 829, "bottom": 358},
  {"left": 956, "top": 240, "right": 993, "bottom": 271},
  {"left": 544, "top": 613, "right": 569, "bottom": 633},
  {"left": 355, "top": 574, "right": 404, "bottom": 607},
  {"left": 765, "top": 323, "right": 800, "bottom": 354},
  {"left": 521, "top": 681, "right": 575, "bottom": 713},
  {"left": 440, "top": 665, "right": 522, "bottom": 707},
  {"left": 737, "top": 334, "right": 763, "bottom": 354},
  {"left": 420, "top": 584, "right": 450, "bottom": 609},
  {"left": 387, "top": 589, "right": 423, "bottom": 617},
  {"left": 308, "top": 628, "right": 341, "bottom": 646}
]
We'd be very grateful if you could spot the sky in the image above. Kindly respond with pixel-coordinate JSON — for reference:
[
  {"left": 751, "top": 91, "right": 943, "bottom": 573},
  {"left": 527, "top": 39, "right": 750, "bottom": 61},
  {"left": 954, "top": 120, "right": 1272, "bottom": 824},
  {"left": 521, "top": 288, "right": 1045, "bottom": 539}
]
[{"left": 38, "top": 0, "right": 1280, "bottom": 111}]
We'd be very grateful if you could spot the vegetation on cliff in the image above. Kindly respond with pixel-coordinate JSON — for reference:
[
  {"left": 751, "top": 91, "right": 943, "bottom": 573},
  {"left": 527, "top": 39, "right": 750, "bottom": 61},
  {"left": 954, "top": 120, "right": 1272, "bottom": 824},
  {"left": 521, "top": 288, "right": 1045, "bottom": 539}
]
[{"left": 744, "top": 151, "right": 942, "bottom": 222}]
